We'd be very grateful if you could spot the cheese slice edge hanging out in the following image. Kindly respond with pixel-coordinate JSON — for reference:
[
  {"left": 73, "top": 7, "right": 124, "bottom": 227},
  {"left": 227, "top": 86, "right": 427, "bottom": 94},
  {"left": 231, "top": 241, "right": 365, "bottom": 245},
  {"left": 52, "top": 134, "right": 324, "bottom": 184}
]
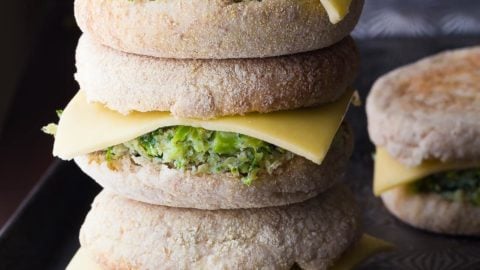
[
  {"left": 320, "top": 0, "right": 353, "bottom": 24},
  {"left": 53, "top": 89, "right": 354, "bottom": 164},
  {"left": 374, "top": 148, "right": 480, "bottom": 196},
  {"left": 66, "top": 235, "right": 392, "bottom": 270}
]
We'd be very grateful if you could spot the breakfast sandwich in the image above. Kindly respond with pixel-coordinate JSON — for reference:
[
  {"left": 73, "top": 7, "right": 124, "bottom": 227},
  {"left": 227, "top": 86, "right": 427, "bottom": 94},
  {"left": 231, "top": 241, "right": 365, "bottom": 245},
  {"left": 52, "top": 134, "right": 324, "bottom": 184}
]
[
  {"left": 42, "top": 0, "right": 394, "bottom": 269},
  {"left": 367, "top": 46, "right": 480, "bottom": 235}
]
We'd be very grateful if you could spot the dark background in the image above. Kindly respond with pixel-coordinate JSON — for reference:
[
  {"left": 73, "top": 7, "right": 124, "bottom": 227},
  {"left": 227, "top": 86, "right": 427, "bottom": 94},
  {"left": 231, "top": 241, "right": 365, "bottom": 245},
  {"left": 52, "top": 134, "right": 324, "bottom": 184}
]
[
  {"left": 0, "top": 0, "right": 480, "bottom": 233},
  {"left": 0, "top": 1, "right": 80, "bottom": 228}
]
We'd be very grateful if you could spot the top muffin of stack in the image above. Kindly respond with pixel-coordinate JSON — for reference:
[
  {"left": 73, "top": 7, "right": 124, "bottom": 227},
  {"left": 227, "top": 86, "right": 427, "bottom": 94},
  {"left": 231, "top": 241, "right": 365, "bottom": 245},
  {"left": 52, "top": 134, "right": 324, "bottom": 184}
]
[{"left": 75, "top": 0, "right": 363, "bottom": 59}]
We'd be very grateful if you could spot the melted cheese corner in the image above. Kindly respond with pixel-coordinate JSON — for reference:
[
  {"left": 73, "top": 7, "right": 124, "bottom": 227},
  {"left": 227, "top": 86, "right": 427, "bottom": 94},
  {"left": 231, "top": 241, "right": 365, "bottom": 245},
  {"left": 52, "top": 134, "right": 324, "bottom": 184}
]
[
  {"left": 53, "top": 90, "right": 353, "bottom": 164},
  {"left": 330, "top": 234, "right": 392, "bottom": 270},
  {"left": 66, "top": 249, "right": 101, "bottom": 270},
  {"left": 374, "top": 148, "right": 480, "bottom": 195},
  {"left": 66, "top": 235, "right": 391, "bottom": 270},
  {"left": 320, "top": 0, "right": 353, "bottom": 24}
]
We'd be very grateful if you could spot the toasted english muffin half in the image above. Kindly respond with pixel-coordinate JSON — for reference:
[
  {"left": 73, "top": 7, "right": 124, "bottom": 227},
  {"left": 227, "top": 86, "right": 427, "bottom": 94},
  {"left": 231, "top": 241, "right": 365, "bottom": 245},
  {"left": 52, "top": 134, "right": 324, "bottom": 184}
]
[
  {"left": 75, "top": 124, "right": 353, "bottom": 209},
  {"left": 382, "top": 186, "right": 480, "bottom": 236},
  {"left": 367, "top": 46, "right": 480, "bottom": 167},
  {"left": 75, "top": 35, "right": 359, "bottom": 118},
  {"left": 80, "top": 185, "right": 361, "bottom": 270},
  {"left": 74, "top": 0, "right": 363, "bottom": 59}
]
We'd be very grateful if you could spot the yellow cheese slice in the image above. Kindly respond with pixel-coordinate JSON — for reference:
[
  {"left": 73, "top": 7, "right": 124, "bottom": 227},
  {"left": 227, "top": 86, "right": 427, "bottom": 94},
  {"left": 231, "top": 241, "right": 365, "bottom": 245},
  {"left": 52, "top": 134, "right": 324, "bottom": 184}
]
[
  {"left": 330, "top": 234, "right": 392, "bottom": 270},
  {"left": 53, "top": 90, "right": 353, "bottom": 164},
  {"left": 66, "top": 249, "right": 101, "bottom": 270},
  {"left": 374, "top": 148, "right": 480, "bottom": 196},
  {"left": 320, "top": 0, "right": 353, "bottom": 24},
  {"left": 66, "top": 235, "right": 391, "bottom": 270}
]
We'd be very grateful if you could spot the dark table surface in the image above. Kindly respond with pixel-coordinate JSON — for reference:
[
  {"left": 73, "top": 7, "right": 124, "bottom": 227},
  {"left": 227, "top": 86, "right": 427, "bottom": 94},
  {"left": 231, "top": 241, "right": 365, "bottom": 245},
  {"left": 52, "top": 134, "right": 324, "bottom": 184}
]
[{"left": 0, "top": 1, "right": 480, "bottom": 270}]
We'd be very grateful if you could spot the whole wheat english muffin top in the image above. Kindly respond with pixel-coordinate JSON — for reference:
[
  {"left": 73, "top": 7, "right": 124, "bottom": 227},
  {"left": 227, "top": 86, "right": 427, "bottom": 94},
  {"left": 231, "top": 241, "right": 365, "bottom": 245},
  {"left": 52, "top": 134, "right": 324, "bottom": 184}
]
[
  {"left": 74, "top": 0, "right": 363, "bottom": 59},
  {"left": 367, "top": 46, "right": 480, "bottom": 166}
]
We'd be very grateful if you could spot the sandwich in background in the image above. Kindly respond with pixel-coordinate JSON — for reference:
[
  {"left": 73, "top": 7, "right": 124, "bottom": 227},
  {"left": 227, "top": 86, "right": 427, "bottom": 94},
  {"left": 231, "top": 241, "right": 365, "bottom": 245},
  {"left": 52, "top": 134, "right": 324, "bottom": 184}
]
[{"left": 367, "top": 46, "right": 480, "bottom": 235}]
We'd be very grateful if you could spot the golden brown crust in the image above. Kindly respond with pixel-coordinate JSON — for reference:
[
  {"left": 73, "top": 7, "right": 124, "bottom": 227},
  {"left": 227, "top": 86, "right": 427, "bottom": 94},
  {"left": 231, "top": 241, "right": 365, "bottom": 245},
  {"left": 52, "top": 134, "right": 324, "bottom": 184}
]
[
  {"left": 76, "top": 35, "right": 359, "bottom": 118},
  {"left": 74, "top": 0, "right": 364, "bottom": 59},
  {"left": 80, "top": 185, "right": 361, "bottom": 270},
  {"left": 74, "top": 125, "right": 353, "bottom": 209},
  {"left": 367, "top": 46, "right": 480, "bottom": 166},
  {"left": 382, "top": 186, "right": 480, "bottom": 236}
]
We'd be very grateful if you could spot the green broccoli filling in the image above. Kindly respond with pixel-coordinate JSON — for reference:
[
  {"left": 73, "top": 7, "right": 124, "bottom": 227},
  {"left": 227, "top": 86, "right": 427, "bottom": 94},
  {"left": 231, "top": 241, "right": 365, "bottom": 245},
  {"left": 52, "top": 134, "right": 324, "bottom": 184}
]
[
  {"left": 411, "top": 168, "right": 480, "bottom": 206},
  {"left": 105, "top": 126, "right": 294, "bottom": 185},
  {"left": 41, "top": 110, "right": 63, "bottom": 136},
  {"left": 42, "top": 109, "right": 295, "bottom": 185}
]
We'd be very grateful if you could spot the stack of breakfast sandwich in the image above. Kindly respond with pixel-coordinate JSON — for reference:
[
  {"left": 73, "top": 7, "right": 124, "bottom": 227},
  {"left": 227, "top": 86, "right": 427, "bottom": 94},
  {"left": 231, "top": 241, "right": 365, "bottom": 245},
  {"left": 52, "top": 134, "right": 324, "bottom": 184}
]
[{"left": 45, "top": 0, "right": 386, "bottom": 269}]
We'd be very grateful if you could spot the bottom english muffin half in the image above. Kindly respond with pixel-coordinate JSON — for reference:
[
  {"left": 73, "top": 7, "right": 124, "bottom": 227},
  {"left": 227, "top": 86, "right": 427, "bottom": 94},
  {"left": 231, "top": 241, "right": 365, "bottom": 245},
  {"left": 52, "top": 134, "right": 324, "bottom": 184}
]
[
  {"left": 75, "top": 124, "right": 353, "bottom": 210},
  {"left": 79, "top": 185, "right": 361, "bottom": 270}
]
